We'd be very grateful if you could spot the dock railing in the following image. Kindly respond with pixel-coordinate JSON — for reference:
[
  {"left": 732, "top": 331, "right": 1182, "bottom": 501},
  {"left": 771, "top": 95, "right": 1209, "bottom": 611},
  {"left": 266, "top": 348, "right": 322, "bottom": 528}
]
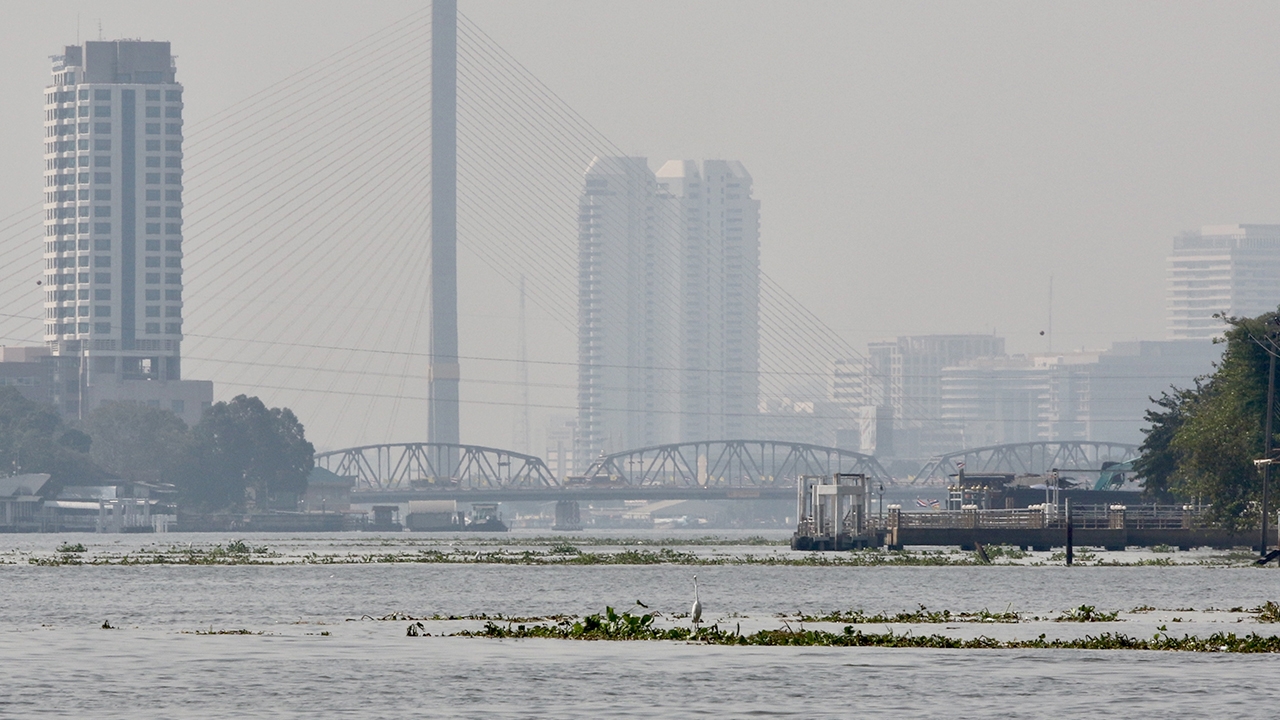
[{"left": 885, "top": 504, "right": 1206, "bottom": 531}]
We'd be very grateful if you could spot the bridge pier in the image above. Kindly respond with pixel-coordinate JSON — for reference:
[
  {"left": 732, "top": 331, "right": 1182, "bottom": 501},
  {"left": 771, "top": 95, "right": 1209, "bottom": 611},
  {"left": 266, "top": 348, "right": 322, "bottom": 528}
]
[{"left": 552, "top": 500, "right": 581, "bottom": 531}]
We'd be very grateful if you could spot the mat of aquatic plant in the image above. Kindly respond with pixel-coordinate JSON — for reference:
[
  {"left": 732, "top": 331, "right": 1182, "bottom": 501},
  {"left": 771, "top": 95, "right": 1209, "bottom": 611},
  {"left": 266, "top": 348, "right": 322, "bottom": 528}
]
[{"left": 6, "top": 533, "right": 1272, "bottom": 567}]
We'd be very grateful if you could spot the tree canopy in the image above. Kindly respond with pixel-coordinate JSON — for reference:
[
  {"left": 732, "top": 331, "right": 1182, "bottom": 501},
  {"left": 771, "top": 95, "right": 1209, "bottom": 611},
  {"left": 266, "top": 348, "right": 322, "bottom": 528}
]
[
  {"left": 176, "top": 395, "right": 315, "bottom": 511},
  {"left": 1135, "top": 311, "right": 1278, "bottom": 528},
  {"left": 84, "top": 401, "right": 189, "bottom": 484},
  {"left": 0, "top": 386, "right": 103, "bottom": 491}
]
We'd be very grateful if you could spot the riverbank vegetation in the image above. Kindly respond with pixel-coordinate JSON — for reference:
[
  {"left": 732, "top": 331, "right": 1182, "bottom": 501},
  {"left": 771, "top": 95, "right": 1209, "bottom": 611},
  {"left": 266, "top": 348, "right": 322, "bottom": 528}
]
[{"left": 1136, "top": 310, "right": 1280, "bottom": 528}]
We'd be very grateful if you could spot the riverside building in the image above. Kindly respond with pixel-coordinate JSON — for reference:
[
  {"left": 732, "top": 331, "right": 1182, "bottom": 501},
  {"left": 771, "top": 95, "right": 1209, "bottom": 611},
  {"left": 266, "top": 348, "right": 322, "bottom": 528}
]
[{"left": 42, "top": 41, "right": 210, "bottom": 425}]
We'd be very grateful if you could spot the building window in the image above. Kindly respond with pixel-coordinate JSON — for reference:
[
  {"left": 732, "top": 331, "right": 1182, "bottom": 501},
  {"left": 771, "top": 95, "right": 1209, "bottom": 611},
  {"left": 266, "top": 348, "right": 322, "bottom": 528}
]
[
  {"left": 93, "top": 156, "right": 110, "bottom": 167},
  {"left": 145, "top": 123, "right": 160, "bottom": 135},
  {"left": 145, "top": 89, "right": 160, "bottom": 101},
  {"left": 145, "top": 322, "right": 160, "bottom": 334},
  {"left": 93, "top": 189, "right": 110, "bottom": 200},
  {"left": 93, "top": 239, "right": 110, "bottom": 251},
  {"left": 145, "top": 240, "right": 160, "bottom": 252},
  {"left": 78, "top": 322, "right": 89, "bottom": 333},
  {"left": 145, "top": 256, "right": 160, "bottom": 267},
  {"left": 145, "top": 290, "right": 160, "bottom": 301},
  {"left": 165, "top": 90, "right": 181, "bottom": 102},
  {"left": 94, "top": 289, "right": 110, "bottom": 300},
  {"left": 165, "top": 306, "right": 181, "bottom": 317},
  {"left": 93, "top": 106, "right": 110, "bottom": 117},
  {"left": 164, "top": 190, "right": 180, "bottom": 201},
  {"left": 164, "top": 157, "right": 181, "bottom": 169},
  {"left": 145, "top": 106, "right": 161, "bottom": 118},
  {"left": 145, "top": 306, "right": 160, "bottom": 317},
  {"left": 165, "top": 140, "right": 180, "bottom": 152},
  {"left": 77, "top": 256, "right": 89, "bottom": 267},
  {"left": 165, "top": 223, "right": 181, "bottom": 234},
  {"left": 145, "top": 157, "right": 160, "bottom": 168},
  {"left": 145, "top": 273, "right": 160, "bottom": 284},
  {"left": 164, "top": 323, "right": 181, "bottom": 334},
  {"left": 145, "top": 189, "right": 160, "bottom": 201},
  {"left": 145, "top": 206, "right": 161, "bottom": 218},
  {"left": 146, "top": 223, "right": 161, "bottom": 234},
  {"left": 94, "top": 306, "right": 110, "bottom": 317},
  {"left": 93, "top": 256, "right": 110, "bottom": 267},
  {"left": 165, "top": 257, "right": 181, "bottom": 268},
  {"left": 164, "top": 173, "right": 181, "bottom": 184},
  {"left": 94, "top": 272, "right": 110, "bottom": 284},
  {"left": 93, "top": 89, "right": 110, "bottom": 100},
  {"left": 77, "top": 306, "right": 89, "bottom": 316},
  {"left": 92, "top": 222, "right": 110, "bottom": 233},
  {"left": 78, "top": 272, "right": 90, "bottom": 283},
  {"left": 93, "top": 173, "right": 110, "bottom": 184},
  {"left": 145, "top": 173, "right": 160, "bottom": 184},
  {"left": 165, "top": 123, "right": 181, "bottom": 135},
  {"left": 93, "top": 206, "right": 110, "bottom": 217},
  {"left": 164, "top": 289, "right": 181, "bottom": 301},
  {"left": 165, "top": 273, "right": 181, "bottom": 284},
  {"left": 94, "top": 322, "right": 111, "bottom": 334},
  {"left": 164, "top": 239, "right": 180, "bottom": 252},
  {"left": 165, "top": 207, "right": 180, "bottom": 218},
  {"left": 93, "top": 123, "right": 110, "bottom": 134},
  {"left": 165, "top": 107, "right": 181, "bottom": 118}
]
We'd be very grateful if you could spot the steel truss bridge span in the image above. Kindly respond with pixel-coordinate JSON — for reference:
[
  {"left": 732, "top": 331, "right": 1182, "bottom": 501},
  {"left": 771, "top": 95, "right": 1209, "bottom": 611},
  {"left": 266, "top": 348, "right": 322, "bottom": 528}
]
[
  {"left": 913, "top": 441, "right": 1141, "bottom": 486},
  {"left": 314, "top": 443, "right": 556, "bottom": 492},
  {"left": 581, "top": 440, "right": 893, "bottom": 488}
]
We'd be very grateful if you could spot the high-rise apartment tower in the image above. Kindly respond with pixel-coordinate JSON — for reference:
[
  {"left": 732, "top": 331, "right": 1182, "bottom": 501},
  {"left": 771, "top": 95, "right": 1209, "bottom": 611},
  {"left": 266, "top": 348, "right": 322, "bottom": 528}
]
[
  {"left": 1167, "top": 224, "right": 1280, "bottom": 339},
  {"left": 576, "top": 157, "right": 760, "bottom": 468},
  {"left": 42, "top": 41, "right": 210, "bottom": 424}
]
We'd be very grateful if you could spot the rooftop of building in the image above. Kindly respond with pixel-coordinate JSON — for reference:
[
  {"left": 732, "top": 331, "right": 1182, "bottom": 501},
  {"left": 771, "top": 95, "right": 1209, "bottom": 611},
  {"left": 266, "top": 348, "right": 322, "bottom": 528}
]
[{"left": 54, "top": 40, "right": 175, "bottom": 84}]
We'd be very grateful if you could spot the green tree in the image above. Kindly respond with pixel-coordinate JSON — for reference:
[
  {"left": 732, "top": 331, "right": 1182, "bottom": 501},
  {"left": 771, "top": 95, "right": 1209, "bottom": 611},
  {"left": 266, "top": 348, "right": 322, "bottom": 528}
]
[
  {"left": 176, "top": 395, "right": 314, "bottom": 511},
  {"left": 83, "top": 402, "right": 189, "bottom": 483},
  {"left": 1136, "top": 310, "right": 1278, "bottom": 528},
  {"left": 0, "top": 387, "right": 102, "bottom": 491}
]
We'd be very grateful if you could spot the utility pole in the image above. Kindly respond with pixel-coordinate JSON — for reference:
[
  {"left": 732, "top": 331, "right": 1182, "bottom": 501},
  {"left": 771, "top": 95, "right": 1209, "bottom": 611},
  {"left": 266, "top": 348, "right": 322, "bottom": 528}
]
[
  {"left": 427, "top": 0, "right": 460, "bottom": 455},
  {"left": 1263, "top": 352, "right": 1275, "bottom": 558}
]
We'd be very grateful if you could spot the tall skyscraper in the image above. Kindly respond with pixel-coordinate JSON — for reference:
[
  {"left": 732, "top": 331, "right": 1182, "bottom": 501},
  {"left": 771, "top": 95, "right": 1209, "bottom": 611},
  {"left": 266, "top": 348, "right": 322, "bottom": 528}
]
[
  {"left": 42, "top": 41, "right": 210, "bottom": 425},
  {"left": 656, "top": 160, "right": 760, "bottom": 443},
  {"left": 1167, "top": 224, "right": 1280, "bottom": 339},
  {"left": 576, "top": 157, "right": 760, "bottom": 468}
]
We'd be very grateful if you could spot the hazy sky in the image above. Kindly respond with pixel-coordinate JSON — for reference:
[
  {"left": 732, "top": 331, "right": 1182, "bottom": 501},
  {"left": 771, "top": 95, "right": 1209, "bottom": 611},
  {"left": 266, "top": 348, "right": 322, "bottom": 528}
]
[{"left": 1, "top": 1, "right": 1277, "bottom": 451}]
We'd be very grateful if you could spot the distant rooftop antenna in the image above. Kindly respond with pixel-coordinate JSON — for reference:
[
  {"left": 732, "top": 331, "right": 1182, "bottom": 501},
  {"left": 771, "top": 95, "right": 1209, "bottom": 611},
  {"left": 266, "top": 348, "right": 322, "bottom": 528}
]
[{"left": 97, "top": 19, "right": 103, "bottom": 41}]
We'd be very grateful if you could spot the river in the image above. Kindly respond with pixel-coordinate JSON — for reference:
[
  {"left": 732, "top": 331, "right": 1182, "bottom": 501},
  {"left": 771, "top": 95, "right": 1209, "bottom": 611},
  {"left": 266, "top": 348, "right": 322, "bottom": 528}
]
[{"left": 3, "top": 530, "right": 1277, "bottom": 718}]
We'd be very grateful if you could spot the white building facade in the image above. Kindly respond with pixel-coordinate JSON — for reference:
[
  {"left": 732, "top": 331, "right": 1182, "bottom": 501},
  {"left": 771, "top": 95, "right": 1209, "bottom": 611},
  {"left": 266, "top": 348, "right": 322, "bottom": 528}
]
[
  {"left": 576, "top": 157, "right": 760, "bottom": 467},
  {"left": 1167, "top": 224, "right": 1280, "bottom": 339},
  {"left": 42, "top": 41, "right": 210, "bottom": 425}
]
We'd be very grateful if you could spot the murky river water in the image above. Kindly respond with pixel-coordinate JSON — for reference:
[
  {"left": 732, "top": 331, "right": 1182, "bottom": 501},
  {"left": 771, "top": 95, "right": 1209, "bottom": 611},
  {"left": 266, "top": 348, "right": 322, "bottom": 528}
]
[{"left": 4, "top": 530, "right": 1278, "bottom": 718}]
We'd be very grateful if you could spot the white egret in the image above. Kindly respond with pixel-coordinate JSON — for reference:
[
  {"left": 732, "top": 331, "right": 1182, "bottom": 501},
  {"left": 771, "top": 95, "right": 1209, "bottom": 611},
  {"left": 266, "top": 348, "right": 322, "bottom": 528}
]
[{"left": 691, "top": 575, "right": 702, "bottom": 630}]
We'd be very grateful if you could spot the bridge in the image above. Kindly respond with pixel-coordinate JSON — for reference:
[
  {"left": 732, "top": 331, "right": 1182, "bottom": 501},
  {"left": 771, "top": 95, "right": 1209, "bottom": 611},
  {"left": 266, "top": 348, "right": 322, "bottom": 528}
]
[
  {"left": 320, "top": 439, "right": 889, "bottom": 503},
  {"left": 912, "top": 441, "right": 1142, "bottom": 486}
]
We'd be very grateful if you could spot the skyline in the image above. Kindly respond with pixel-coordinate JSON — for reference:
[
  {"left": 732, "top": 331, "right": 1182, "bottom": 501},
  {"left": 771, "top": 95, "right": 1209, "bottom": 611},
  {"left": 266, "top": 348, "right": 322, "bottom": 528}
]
[{"left": 2, "top": 1, "right": 1278, "bottom": 453}]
